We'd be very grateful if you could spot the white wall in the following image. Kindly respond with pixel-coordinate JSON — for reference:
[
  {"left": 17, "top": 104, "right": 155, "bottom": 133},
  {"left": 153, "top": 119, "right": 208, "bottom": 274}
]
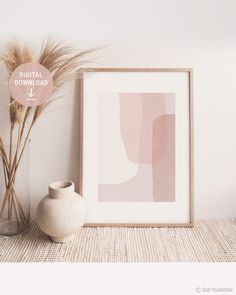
[{"left": 0, "top": 0, "right": 236, "bottom": 218}]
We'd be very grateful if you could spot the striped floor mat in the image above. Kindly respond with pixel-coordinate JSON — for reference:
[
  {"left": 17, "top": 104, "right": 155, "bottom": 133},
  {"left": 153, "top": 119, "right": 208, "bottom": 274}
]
[{"left": 0, "top": 219, "right": 236, "bottom": 262}]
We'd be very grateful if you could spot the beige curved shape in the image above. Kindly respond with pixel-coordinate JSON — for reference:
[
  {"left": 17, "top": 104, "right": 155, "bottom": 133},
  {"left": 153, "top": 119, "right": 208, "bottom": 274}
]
[{"left": 98, "top": 93, "right": 139, "bottom": 184}]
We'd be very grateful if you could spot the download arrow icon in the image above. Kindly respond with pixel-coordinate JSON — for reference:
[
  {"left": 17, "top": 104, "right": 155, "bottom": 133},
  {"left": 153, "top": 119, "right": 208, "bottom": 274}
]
[{"left": 27, "top": 88, "right": 36, "bottom": 100}]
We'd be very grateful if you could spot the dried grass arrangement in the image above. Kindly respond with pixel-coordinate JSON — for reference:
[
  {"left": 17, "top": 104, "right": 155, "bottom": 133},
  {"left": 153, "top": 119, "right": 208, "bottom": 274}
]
[{"left": 0, "top": 39, "right": 93, "bottom": 234}]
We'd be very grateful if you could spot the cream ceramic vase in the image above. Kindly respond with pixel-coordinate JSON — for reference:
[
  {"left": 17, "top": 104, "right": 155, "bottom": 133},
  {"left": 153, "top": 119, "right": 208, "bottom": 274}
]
[{"left": 36, "top": 181, "right": 86, "bottom": 243}]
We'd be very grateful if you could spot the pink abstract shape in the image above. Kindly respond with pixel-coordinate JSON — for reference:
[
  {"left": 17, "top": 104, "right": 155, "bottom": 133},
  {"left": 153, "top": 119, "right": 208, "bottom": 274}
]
[
  {"left": 98, "top": 93, "right": 175, "bottom": 202},
  {"left": 119, "top": 93, "right": 166, "bottom": 163},
  {"left": 118, "top": 93, "right": 143, "bottom": 162},
  {"left": 152, "top": 115, "right": 175, "bottom": 201}
]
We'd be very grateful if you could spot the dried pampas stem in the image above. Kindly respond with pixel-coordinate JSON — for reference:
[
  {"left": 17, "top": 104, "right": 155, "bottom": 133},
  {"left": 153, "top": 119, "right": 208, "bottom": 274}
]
[{"left": 0, "top": 38, "right": 94, "bottom": 224}]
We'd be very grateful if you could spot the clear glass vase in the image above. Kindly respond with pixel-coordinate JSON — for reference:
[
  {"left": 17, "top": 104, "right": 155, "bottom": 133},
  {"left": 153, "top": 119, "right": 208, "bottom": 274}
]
[{"left": 0, "top": 140, "right": 30, "bottom": 236}]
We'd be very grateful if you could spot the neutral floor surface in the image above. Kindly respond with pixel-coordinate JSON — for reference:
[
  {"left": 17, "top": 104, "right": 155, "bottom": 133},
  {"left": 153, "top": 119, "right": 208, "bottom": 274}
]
[{"left": 0, "top": 219, "right": 236, "bottom": 262}]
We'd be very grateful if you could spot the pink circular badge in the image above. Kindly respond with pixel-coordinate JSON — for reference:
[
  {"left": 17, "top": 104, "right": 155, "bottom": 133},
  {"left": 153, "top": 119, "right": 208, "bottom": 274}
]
[{"left": 9, "top": 62, "right": 53, "bottom": 107}]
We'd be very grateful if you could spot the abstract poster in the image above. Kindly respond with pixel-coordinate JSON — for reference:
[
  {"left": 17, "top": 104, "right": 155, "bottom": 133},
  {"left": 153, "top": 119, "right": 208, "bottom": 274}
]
[
  {"left": 98, "top": 92, "right": 175, "bottom": 202},
  {"left": 81, "top": 68, "right": 193, "bottom": 225}
]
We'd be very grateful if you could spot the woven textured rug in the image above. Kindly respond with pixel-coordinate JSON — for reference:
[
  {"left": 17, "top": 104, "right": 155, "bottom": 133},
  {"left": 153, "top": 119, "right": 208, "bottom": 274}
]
[{"left": 0, "top": 219, "right": 236, "bottom": 262}]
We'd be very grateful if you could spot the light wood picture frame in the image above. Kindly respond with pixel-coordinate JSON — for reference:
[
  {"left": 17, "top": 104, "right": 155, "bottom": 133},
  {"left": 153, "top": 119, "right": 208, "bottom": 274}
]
[{"left": 79, "top": 68, "right": 194, "bottom": 227}]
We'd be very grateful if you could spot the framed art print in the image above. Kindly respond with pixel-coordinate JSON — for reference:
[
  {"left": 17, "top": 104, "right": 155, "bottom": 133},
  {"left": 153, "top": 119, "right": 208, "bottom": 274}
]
[{"left": 79, "top": 68, "right": 194, "bottom": 227}]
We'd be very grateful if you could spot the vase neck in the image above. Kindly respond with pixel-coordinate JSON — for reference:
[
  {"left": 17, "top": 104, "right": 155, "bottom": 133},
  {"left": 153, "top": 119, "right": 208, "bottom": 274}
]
[{"left": 49, "top": 181, "right": 74, "bottom": 199}]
